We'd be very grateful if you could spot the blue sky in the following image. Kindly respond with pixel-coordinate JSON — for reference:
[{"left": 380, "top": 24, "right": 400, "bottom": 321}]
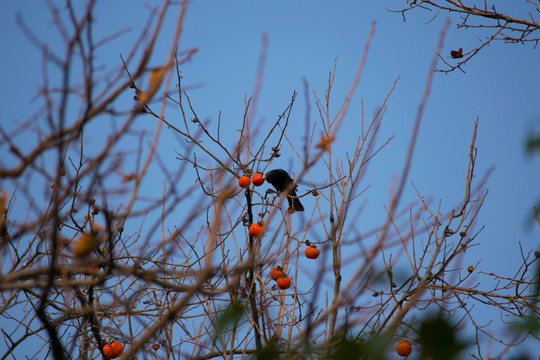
[
  {"left": 1, "top": 0, "right": 539, "bottom": 358},
  {"left": 175, "top": 1, "right": 539, "bottom": 285}
]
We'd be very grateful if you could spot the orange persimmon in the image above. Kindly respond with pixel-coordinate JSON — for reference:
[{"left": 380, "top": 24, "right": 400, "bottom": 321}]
[
  {"left": 396, "top": 340, "right": 412, "bottom": 357},
  {"left": 73, "top": 233, "right": 98, "bottom": 258},
  {"left": 305, "top": 245, "right": 320, "bottom": 259},
  {"left": 252, "top": 172, "right": 264, "bottom": 186},
  {"left": 276, "top": 274, "right": 291, "bottom": 290},
  {"left": 103, "top": 341, "right": 124, "bottom": 359},
  {"left": 269, "top": 266, "right": 284, "bottom": 281},
  {"left": 238, "top": 175, "right": 251, "bottom": 188},
  {"left": 249, "top": 223, "right": 263, "bottom": 237}
]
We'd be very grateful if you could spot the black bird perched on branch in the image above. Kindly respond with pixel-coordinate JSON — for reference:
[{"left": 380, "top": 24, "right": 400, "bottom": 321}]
[{"left": 265, "top": 169, "right": 304, "bottom": 212}]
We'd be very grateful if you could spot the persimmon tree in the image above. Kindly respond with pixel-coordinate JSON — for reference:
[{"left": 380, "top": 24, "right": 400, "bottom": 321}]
[{"left": 1, "top": 1, "right": 538, "bottom": 360}]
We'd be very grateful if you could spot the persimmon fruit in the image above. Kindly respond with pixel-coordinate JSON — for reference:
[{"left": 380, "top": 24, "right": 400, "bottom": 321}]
[
  {"left": 252, "top": 172, "right": 264, "bottom": 186},
  {"left": 270, "top": 267, "right": 283, "bottom": 280},
  {"left": 305, "top": 245, "right": 320, "bottom": 259},
  {"left": 103, "top": 341, "right": 124, "bottom": 359},
  {"left": 110, "top": 341, "right": 123, "bottom": 356},
  {"left": 396, "top": 340, "right": 412, "bottom": 357},
  {"left": 249, "top": 223, "right": 263, "bottom": 237},
  {"left": 276, "top": 274, "right": 291, "bottom": 290},
  {"left": 73, "top": 233, "right": 98, "bottom": 258},
  {"left": 238, "top": 175, "right": 251, "bottom": 188}
]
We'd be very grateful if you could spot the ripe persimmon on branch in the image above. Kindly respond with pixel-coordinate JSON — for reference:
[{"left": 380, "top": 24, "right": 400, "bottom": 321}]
[{"left": 1, "top": 1, "right": 539, "bottom": 360}]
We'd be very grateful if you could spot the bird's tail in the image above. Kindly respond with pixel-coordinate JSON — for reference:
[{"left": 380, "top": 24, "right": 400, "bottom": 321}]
[{"left": 288, "top": 191, "right": 304, "bottom": 212}]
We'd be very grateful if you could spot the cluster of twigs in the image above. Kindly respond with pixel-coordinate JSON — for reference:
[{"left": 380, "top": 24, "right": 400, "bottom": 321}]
[{"left": 390, "top": 0, "right": 540, "bottom": 72}]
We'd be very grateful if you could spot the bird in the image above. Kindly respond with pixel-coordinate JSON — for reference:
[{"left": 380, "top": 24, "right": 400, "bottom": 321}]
[{"left": 265, "top": 169, "right": 304, "bottom": 212}]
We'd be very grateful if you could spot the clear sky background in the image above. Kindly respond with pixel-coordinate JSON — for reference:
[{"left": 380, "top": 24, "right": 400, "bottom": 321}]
[{"left": 1, "top": 0, "right": 539, "bottom": 358}]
